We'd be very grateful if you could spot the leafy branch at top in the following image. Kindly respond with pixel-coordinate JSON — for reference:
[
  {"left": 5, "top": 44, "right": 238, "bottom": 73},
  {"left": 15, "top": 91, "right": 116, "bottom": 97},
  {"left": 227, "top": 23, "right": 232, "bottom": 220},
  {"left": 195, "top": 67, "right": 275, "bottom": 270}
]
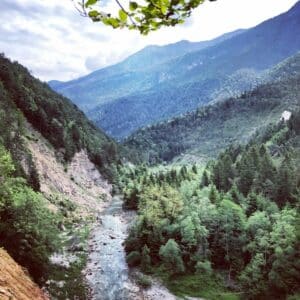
[{"left": 73, "top": 0, "right": 217, "bottom": 35}]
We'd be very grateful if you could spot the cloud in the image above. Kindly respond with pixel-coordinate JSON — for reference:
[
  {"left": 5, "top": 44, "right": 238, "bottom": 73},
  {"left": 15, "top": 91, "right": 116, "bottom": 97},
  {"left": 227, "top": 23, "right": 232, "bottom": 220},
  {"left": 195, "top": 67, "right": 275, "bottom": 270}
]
[
  {"left": 0, "top": 0, "right": 298, "bottom": 81},
  {"left": 85, "top": 48, "right": 133, "bottom": 71}
]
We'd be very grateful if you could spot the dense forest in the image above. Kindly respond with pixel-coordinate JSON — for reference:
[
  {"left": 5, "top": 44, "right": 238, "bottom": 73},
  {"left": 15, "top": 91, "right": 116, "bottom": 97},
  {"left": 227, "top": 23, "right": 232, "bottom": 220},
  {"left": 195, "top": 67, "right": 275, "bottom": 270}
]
[
  {"left": 0, "top": 54, "right": 125, "bottom": 292},
  {"left": 118, "top": 110, "right": 300, "bottom": 299},
  {"left": 124, "top": 53, "right": 300, "bottom": 164}
]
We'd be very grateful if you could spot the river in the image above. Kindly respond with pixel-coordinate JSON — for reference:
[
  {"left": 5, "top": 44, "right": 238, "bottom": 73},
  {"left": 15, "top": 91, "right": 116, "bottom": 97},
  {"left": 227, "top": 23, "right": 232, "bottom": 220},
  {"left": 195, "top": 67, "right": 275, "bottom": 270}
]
[
  {"left": 85, "top": 196, "right": 142, "bottom": 299},
  {"left": 85, "top": 196, "right": 177, "bottom": 300}
]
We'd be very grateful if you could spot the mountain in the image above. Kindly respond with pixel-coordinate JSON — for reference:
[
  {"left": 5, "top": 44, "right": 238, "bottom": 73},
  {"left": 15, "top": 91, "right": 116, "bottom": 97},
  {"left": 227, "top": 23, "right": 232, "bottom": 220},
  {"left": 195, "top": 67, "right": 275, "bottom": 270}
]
[
  {"left": 123, "top": 53, "right": 300, "bottom": 164},
  {"left": 0, "top": 53, "right": 124, "bottom": 180},
  {"left": 89, "top": 1, "right": 300, "bottom": 139},
  {"left": 0, "top": 54, "right": 125, "bottom": 298},
  {"left": 51, "top": 2, "right": 300, "bottom": 139},
  {"left": 49, "top": 29, "right": 244, "bottom": 111}
]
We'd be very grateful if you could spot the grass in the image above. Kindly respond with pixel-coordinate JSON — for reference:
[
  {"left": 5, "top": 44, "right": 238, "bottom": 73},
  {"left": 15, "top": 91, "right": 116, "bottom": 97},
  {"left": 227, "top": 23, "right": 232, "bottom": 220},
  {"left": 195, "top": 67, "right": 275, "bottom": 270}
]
[{"left": 151, "top": 267, "right": 241, "bottom": 300}]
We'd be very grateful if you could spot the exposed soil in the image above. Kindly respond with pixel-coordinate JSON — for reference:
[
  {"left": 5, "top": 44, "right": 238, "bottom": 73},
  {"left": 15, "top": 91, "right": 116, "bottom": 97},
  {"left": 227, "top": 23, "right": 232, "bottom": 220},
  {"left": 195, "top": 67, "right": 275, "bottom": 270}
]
[{"left": 0, "top": 248, "right": 49, "bottom": 300}]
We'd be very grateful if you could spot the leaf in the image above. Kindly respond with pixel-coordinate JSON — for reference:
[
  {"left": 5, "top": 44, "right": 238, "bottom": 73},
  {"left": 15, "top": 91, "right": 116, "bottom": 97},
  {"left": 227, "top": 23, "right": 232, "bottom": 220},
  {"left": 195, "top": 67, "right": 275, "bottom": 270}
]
[
  {"left": 119, "top": 9, "right": 128, "bottom": 22},
  {"left": 106, "top": 17, "right": 120, "bottom": 28},
  {"left": 161, "top": 5, "right": 167, "bottom": 14},
  {"left": 129, "top": 1, "right": 138, "bottom": 11},
  {"left": 88, "top": 10, "right": 100, "bottom": 18},
  {"left": 160, "top": 0, "right": 169, "bottom": 14},
  {"left": 85, "top": 0, "right": 98, "bottom": 8}
]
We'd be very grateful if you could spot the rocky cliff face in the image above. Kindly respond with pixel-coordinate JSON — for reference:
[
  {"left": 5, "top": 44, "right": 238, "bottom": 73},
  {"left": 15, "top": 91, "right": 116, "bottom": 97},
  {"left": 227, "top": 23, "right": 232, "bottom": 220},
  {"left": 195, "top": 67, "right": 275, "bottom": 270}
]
[
  {"left": 0, "top": 248, "right": 49, "bottom": 300},
  {"left": 25, "top": 122, "right": 112, "bottom": 217}
]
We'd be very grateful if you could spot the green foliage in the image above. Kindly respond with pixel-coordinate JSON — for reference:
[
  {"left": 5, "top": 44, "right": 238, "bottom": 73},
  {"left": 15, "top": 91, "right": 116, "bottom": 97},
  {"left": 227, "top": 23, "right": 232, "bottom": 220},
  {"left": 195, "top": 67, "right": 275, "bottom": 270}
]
[
  {"left": 153, "top": 269, "right": 239, "bottom": 300},
  {"left": 200, "top": 169, "right": 210, "bottom": 187},
  {"left": 126, "top": 251, "right": 141, "bottom": 267},
  {"left": 195, "top": 260, "right": 212, "bottom": 275},
  {"left": 209, "top": 184, "right": 219, "bottom": 204},
  {"left": 211, "top": 199, "right": 246, "bottom": 278},
  {"left": 124, "top": 72, "right": 300, "bottom": 164},
  {"left": 123, "top": 110, "right": 300, "bottom": 299},
  {"left": 239, "top": 253, "right": 268, "bottom": 298},
  {"left": 47, "top": 253, "right": 89, "bottom": 300},
  {"left": 209, "top": 113, "right": 300, "bottom": 208},
  {"left": 135, "top": 273, "right": 152, "bottom": 288},
  {"left": 0, "top": 54, "right": 124, "bottom": 181},
  {"left": 79, "top": 0, "right": 216, "bottom": 35},
  {"left": 0, "top": 146, "right": 60, "bottom": 283},
  {"left": 268, "top": 209, "right": 300, "bottom": 296},
  {"left": 159, "top": 239, "right": 185, "bottom": 275},
  {"left": 0, "top": 145, "right": 15, "bottom": 177},
  {"left": 141, "top": 244, "right": 151, "bottom": 272}
]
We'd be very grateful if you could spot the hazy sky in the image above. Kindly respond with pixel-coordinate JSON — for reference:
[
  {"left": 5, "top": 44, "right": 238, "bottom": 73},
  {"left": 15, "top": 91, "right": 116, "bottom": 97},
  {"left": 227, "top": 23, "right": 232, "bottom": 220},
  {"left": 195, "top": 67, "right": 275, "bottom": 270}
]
[{"left": 0, "top": 0, "right": 298, "bottom": 81}]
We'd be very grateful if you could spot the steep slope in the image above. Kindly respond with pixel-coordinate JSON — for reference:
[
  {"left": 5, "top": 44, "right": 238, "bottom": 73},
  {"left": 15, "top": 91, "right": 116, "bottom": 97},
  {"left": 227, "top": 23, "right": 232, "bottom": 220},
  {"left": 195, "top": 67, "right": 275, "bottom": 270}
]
[
  {"left": 49, "top": 29, "right": 244, "bottom": 111},
  {"left": 0, "top": 54, "right": 124, "bottom": 298},
  {"left": 88, "top": 1, "right": 300, "bottom": 139},
  {"left": 25, "top": 123, "right": 112, "bottom": 216},
  {"left": 0, "top": 248, "right": 49, "bottom": 300},
  {"left": 124, "top": 53, "right": 300, "bottom": 164},
  {"left": 0, "top": 53, "right": 123, "bottom": 181}
]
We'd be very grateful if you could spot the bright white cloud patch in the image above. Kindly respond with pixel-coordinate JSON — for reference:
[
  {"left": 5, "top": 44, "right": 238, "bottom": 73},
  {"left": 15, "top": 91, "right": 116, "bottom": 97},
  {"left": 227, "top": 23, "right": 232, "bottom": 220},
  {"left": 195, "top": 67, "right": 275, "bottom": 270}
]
[{"left": 0, "top": 0, "right": 298, "bottom": 81}]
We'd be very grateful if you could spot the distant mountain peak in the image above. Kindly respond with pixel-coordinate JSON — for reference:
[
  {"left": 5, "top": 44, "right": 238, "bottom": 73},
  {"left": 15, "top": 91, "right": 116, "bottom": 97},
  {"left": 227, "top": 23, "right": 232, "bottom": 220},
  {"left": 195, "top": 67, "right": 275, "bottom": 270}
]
[{"left": 50, "top": 5, "right": 300, "bottom": 139}]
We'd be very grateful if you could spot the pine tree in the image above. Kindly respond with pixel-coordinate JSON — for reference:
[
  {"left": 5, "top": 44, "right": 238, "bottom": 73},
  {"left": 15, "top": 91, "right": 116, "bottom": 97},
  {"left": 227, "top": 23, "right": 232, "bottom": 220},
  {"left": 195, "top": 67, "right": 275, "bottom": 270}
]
[
  {"left": 192, "top": 164, "right": 197, "bottom": 174},
  {"left": 209, "top": 185, "right": 218, "bottom": 204},
  {"left": 200, "top": 170, "right": 210, "bottom": 188},
  {"left": 159, "top": 239, "right": 185, "bottom": 275},
  {"left": 246, "top": 192, "right": 258, "bottom": 217},
  {"left": 229, "top": 183, "right": 243, "bottom": 205},
  {"left": 276, "top": 156, "right": 296, "bottom": 207},
  {"left": 141, "top": 244, "right": 151, "bottom": 272},
  {"left": 238, "top": 152, "right": 255, "bottom": 196}
]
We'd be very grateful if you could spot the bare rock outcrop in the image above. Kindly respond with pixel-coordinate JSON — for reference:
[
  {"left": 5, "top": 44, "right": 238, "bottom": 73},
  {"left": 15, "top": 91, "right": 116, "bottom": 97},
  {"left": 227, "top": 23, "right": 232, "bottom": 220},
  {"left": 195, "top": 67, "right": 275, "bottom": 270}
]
[{"left": 26, "top": 124, "right": 112, "bottom": 216}]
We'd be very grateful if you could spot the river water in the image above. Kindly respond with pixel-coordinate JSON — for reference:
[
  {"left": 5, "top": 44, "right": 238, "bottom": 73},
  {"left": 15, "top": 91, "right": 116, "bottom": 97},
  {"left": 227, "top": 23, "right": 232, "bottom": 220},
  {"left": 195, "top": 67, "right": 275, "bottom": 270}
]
[
  {"left": 85, "top": 196, "right": 178, "bottom": 300},
  {"left": 85, "top": 196, "right": 142, "bottom": 300}
]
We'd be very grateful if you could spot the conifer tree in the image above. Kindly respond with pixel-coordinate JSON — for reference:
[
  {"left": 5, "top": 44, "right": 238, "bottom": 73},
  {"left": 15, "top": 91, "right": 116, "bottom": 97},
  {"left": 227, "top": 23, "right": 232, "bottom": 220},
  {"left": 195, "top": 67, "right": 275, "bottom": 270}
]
[
  {"left": 141, "top": 244, "right": 151, "bottom": 272},
  {"left": 159, "top": 239, "right": 185, "bottom": 275}
]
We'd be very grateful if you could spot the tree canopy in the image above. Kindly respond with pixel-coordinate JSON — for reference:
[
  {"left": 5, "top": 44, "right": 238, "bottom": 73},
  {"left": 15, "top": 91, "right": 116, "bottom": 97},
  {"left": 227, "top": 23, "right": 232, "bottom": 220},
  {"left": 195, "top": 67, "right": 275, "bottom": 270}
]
[{"left": 73, "top": 0, "right": 217, "bottom": 34}]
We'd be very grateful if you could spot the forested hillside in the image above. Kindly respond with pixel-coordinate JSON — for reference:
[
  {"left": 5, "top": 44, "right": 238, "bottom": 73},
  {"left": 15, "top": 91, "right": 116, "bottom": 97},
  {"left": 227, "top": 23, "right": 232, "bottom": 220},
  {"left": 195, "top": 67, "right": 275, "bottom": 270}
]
[
  {"left": 0, "top": 54, "right": 123, "bottom": 181},
  {"left": 2, "top": 1, "right": 300, "bottom": 300},
  {"left": 118, "top": 109, "right": 300, "bottom": 299},
  {"left": 0, "top": 54, "right": 124, "bottom": 295},
  {"left": 85, "top": 2, "right": 300, "bottom": 139},
  {"left": 124, "top": 53, "right": 300, "bottom": 164},
  {"left": 49, "top": 29, "right": 244, "bottom": 111}
]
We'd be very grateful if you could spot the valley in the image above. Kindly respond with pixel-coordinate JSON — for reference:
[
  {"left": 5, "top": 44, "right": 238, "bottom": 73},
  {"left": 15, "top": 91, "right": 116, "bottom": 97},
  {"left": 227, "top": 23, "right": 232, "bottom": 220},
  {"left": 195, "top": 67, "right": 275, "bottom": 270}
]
[
  {"left": 1, "top": 1, "right": 300, "bottom": 300},
  {"left": 124, "top": 53, "right": 300, "bottom": 164},
  {"left": 51, "top": 2, "right": 300, "bottom": 139}
]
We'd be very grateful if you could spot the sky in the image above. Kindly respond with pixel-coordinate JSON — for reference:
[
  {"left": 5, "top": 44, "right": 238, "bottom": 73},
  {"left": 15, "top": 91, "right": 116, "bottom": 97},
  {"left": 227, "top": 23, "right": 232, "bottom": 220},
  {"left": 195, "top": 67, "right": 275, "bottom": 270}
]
[{"left": 0, "top": 0, "right": 298, "bottom": 81}]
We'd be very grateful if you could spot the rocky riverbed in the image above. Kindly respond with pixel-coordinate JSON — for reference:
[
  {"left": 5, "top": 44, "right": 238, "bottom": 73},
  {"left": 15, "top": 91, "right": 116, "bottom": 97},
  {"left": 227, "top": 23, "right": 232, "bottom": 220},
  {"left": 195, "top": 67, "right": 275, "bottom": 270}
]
[{"left": 84, "top": 196, "right": 177, "bottom": 300}]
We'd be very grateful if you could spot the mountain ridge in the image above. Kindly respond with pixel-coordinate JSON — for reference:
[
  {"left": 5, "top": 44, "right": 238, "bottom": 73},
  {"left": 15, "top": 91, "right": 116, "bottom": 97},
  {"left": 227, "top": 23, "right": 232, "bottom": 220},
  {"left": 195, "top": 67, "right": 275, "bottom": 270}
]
[
  {"left": 123, "top": 52, "right": 300, "bottom": 164},
  {"left": 85, "top": 1, "right": 300, "bottom": 138},
  {"left": 49, "top": 29, "right": 245, "bottom": 114}
]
